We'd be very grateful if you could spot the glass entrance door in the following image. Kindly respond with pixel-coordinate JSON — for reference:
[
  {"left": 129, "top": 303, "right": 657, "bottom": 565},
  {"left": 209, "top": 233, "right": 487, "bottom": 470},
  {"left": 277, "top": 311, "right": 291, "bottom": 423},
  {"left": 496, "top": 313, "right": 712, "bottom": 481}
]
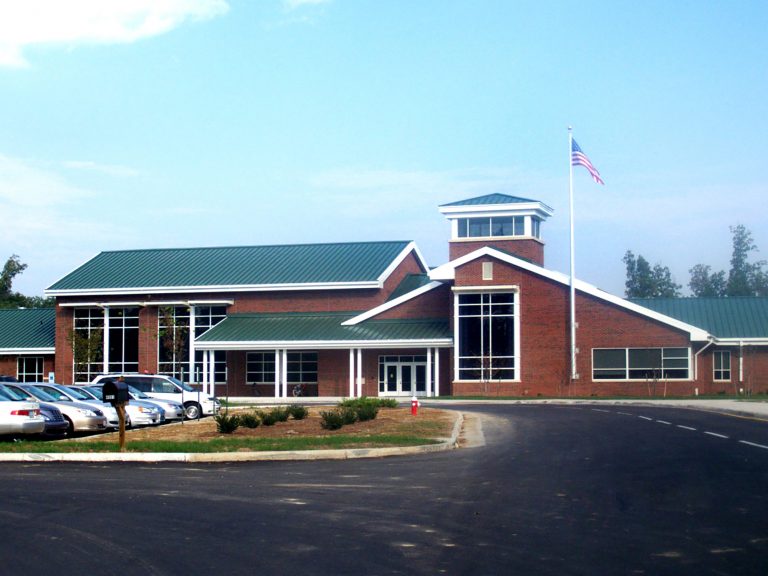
[{"left": 382, "top": 361, "right": 427, "bottom": 396}]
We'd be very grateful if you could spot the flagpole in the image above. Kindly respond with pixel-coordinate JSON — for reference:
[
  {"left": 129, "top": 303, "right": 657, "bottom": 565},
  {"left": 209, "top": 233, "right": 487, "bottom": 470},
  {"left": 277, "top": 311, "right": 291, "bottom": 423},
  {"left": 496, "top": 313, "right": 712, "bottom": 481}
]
[{"left": 568, "top": 127, "right": 577, "bottom": 386}]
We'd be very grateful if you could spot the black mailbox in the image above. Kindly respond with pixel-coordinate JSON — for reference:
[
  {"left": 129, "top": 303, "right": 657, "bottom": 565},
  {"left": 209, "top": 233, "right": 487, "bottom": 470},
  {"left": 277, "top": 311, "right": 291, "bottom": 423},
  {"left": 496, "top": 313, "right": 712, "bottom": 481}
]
[{"left": 103, "top": 380, "right": 130, "bottom": 406}]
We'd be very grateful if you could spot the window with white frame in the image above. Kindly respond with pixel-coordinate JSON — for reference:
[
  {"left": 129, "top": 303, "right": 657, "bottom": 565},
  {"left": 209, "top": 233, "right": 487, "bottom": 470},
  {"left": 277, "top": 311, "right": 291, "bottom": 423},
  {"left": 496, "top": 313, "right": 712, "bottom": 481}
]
[
  {"left": 72, "top": 307, "right": 104, "bottom": 382},
  {"left": 592, "top": 348, "right": 691, "bottom": 380},
  {"left": 458, "top": 216, "right": 526, "bottom": 239},
  {"left": 107, "top": 307, "right": 139, "bottom": 374},
  {"left": 245, "top": 351, "right": 318, "bottom": 385},
  {"left": 713, "top": 350, "right": 731, "bottom": 381},
  {"left": 246, "top": 351, "right": 276, "bottom": 384},
  {"left": 158, "top": 305, "right": 227, "bottom": 383},
  {"left": 457, "top": 292, "right": 517, "bottom": 381},
  {"left": 17, "top": 356, "right": 44, "bottom": 382}
]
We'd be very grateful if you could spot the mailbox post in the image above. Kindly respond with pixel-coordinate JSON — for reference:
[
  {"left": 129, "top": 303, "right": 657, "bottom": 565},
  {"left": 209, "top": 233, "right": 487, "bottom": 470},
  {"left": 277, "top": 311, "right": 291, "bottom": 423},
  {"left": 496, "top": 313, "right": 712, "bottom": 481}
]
[{"left": 104, "top": 378, "right": 130, "bottom": 452}]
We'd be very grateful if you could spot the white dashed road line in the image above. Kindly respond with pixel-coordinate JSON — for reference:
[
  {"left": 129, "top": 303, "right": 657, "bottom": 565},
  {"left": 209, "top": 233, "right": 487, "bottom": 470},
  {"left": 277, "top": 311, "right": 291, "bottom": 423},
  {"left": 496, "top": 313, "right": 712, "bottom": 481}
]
[
  {"left": 704, "top": 431, "right": 730, "bottom": 439},
  {"left": 638, "top": 416, "right": 653, "bottom": 421},
  {"left": 677, "top": 425, "right": 697, "bottom": 431},
  {"left": 739, "top": 440, "right": 768, "bottom": 450},
  {"left": 656, "top": 420, "right": 672, "bottom": 425}
]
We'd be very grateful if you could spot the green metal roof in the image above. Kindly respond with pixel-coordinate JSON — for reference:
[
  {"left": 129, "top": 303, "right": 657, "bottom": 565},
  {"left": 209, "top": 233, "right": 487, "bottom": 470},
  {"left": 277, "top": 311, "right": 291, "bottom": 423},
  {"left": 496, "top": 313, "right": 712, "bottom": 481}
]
[
  {"left": 387, "top": 274, "right": 434, "bottom": 301},
  {"left": 0, "top": 308, "right": 56, "bottom": 351},
  {"left": 47, "top": 241, "right": 414, "bottom": 293},
  {"left": 196, "top": 312, "right": 451, "bottom": 346},
  {"left": 440, "top": 193, "right": 541, "bottom": 207},
  {"left": 630, "top": 298, "right": 768, "bottom": 339}
]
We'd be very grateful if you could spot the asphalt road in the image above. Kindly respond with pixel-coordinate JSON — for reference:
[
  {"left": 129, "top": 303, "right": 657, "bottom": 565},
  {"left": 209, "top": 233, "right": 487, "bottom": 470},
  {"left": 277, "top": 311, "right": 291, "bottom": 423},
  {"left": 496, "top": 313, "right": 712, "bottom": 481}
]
[{"left": 1, "top": 404, "right": 767, "bottom": 575}]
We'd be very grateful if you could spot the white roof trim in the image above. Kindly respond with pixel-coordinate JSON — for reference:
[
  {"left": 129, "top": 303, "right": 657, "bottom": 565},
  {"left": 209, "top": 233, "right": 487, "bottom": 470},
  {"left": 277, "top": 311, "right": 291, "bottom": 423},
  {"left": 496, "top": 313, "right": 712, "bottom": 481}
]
[
  {"left": 376, "top": 242, "right": 429, "bottom": 285},
  {"left": 429, "top": 246, "right": 711, "bottom": 342},
  {"left": 342, "top": 281, "right": 444, "bottom": 326},
  {"left": 46, "top": 281, "right": 382, "bottom": 298},
  {"left": 439, "top": 200, "right": 554, "bottom": 218},
  {"left": 57, "top": 301, "right": 145, "bottom": 308},
  {"left": 197, "top": 338, "right": 453, "bottom": 351},
  {"left": 0, "top": 348, "right": 55, "bottom": 355},
  {"left": 713, "top": 338, "right": 768, "bottom": 346}
]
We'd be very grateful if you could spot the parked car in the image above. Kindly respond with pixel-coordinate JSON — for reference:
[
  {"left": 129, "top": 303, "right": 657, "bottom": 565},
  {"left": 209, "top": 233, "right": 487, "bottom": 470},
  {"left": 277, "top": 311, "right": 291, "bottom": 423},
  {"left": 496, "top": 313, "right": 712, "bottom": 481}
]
[
  {"left": 0, "top": 387, "right": 45, "bottom": 437},
  {"left": 3, "top": 383, "right": 107, "bottom": 435},
  {"left": 0, "top": 384, "right": 68, "bottom": 437},
  {"left": 32, "top": 383, "right": 120, "bottom": 430},
  {"left": 77, "top": 385, "right": 163, "bottom": 427},
  {"left": 85, "top": 383, "right": 183, "bottom": 422},
  {"left": 92, "top": 374, "right": 221, "bottom": 419}
]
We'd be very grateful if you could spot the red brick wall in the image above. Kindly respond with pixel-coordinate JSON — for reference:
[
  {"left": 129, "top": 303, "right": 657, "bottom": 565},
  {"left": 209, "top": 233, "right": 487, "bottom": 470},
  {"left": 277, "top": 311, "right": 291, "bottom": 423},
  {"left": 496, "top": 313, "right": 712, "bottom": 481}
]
[
  {"left": 0, "top": 355, "right": 55, "bottom": 381},
  {"left": 449, "top": 238, "right": 545, "bottom": 265},
  {"left": 376, "top": 283, "right": 452, "bottom": 320},
  {"left": 449, "top": 255, "right": 721, "bottom": 397}
]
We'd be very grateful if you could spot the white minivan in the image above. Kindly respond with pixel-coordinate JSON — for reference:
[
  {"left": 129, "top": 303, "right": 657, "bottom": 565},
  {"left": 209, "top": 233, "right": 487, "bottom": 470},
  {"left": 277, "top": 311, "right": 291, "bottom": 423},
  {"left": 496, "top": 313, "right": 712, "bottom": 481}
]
[{"left": 92, "top": 374, "right": 220, "bottom": 419}]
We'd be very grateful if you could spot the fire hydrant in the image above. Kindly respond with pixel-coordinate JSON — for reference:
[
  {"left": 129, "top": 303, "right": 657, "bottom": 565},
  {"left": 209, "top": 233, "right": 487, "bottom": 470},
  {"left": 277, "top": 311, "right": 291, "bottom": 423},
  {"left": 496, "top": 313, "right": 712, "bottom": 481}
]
[{"left": 411, "top": 395, "right": 419, "bottom": 416}]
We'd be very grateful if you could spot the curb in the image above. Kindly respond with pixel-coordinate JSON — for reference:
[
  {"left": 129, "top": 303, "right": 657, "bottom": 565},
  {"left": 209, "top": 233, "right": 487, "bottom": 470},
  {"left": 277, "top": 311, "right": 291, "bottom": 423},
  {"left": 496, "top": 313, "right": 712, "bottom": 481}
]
[{"left": 0, "top": 410, "right": 465, "bottom": 464}]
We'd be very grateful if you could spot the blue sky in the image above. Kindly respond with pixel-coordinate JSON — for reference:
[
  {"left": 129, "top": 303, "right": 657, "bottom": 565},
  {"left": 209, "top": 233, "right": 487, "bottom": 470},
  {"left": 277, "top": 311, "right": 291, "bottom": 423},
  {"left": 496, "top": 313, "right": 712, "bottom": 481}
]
[{"left": 1, "top": 0, "right": 766, "bottom": 297}]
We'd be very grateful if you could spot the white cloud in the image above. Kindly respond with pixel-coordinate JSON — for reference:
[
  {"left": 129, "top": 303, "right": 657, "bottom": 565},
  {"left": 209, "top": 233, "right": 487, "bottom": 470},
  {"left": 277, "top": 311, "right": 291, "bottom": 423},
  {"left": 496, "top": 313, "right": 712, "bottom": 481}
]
[{"left": 0, "top": 0, "right": 229, "bottom": 67}]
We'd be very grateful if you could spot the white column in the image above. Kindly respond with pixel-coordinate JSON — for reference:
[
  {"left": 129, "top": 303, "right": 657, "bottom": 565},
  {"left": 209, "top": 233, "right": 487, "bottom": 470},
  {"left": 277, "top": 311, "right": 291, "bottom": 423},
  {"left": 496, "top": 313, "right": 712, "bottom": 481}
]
[
  {"left": 349, "top": 349, "right": 355, "bottom": 398},
  {"left": 426, "top": 347, "right": 433, "bottom": 397},
  {"left": 207, "top": 350, "right": 215, "bottom": 396},
  {"left": 189, "top": 306, "right": 197, "bottom": 384},
  {"left": 356, "top": 348, "right": 363, "bottom": 398},
  {"left": 434, "top": 347, "right": 441, "bottom": 397},
  {"left": 201, "top": 349, "right": 209, "bottom": 395},
  {"left": 102, "top": 307, "right": 110, "bottom": 374},
  {"left": 282, "top": 349, "right": 289, "bottom": 398},
  {"left": 274, "top": 349, "right": 280, "bottom": 398}
]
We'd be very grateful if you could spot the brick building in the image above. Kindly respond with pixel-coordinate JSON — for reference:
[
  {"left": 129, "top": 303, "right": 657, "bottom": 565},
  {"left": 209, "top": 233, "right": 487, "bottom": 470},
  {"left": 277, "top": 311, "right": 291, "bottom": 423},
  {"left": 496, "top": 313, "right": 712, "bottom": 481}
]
[{"left": 2, "top": 193, "right": 767, "bottom": 397}]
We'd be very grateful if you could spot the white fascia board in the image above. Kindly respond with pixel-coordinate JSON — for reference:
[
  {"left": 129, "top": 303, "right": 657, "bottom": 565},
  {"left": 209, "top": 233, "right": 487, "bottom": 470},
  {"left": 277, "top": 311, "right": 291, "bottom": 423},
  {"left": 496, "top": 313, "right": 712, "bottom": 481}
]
[
  {"left": 429, "top": 246, "right": 711, "bottom": 342},
  {"left": 0, "top": 348, "right": 55, "bottom": 355},
  {"left": 376, "top": 242, "right": 428, "bottom": 285},
  {"left": 439, "top": 201, "right": 554, "bottom": 218},
  {"left": 57, "top": 301, "right": 144, "bottom": 308},
  {"left": 196, "top": 338, "right": 453, "bottom": 351},
  {"left": 46, "top": 281, "right": 381, "bottom": 298},
  {"left": 713, "top": 338, "right": 768, "bottom": 346},
  {"left": 342, "top": 281, "right": 444, "bottom": 326}
]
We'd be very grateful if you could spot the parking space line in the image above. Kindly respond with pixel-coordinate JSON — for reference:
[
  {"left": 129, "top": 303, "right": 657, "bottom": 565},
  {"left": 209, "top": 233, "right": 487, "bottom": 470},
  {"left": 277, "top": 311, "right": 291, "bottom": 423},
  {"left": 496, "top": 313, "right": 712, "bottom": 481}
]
[
  {"left": 704, "top": 431, "right": 729, "bottom": 439},
  {"left": 739, "top": 440, "right": 768, "bottom": 450},
  {"left": 677, "top": 425, "right": 697, "bottom": 431}
]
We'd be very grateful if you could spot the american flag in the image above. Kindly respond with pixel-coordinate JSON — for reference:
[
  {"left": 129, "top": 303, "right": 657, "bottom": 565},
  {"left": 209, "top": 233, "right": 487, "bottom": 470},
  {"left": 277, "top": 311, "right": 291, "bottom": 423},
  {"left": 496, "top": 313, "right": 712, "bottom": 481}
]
[{"left": 571, "top": 139, "right": 605, "bottom": 185}]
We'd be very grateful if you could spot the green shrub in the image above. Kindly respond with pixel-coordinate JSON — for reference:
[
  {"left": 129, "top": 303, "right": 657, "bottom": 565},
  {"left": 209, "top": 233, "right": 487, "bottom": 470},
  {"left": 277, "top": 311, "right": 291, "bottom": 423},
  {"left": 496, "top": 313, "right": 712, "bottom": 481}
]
[
  {"left": 376, "top": 398, "right": 398, "bottom": 409},
  {"left": 320, "top": 409, "right": 345, "bottom": 430},
  {"left": 214, "top": 412, "right": 240, "bottom": 434},
  {"left": 339, "top": 406, "right": 358, "bottom": 425},
  {"left": 272, "top": 406, "right": 290, "bottom": 422},
  {"left": 239, "top": 412, "right": 261, "bottom": 428},
  {"left": 258, "top": 410, "right": 277, "bottom": 426},
  {"left": 287, "top": 404, "right": 309, "bottom": 420},
  {"left": 354, "top": 401, "right": 379, "bottom": 422}
]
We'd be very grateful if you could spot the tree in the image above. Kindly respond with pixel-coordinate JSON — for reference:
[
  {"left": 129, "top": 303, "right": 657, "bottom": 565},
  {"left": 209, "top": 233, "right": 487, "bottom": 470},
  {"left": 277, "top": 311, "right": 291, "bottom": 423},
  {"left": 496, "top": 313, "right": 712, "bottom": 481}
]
[
  {"left": 623, "top": 251, "right": 681, "bottom": 298},
  {"left": 688, "top": 264, "right": 727, "bottom": 297},
  {"left": 688, "top": 225, "right": 768, "bottom": 297},
  {"left": 0, "top": 254, "right": 54, "bottom": 309}
]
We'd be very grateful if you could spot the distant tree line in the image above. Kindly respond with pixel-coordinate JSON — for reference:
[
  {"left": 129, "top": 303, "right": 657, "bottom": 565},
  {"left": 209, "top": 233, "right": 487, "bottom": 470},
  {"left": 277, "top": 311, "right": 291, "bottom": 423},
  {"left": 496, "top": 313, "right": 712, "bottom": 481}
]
[
  {"left": 0, "top": 255, "right": 54, "bottom": 309},
  {"left": 624, "top": 225, "right": 768, "bottom": 298}
]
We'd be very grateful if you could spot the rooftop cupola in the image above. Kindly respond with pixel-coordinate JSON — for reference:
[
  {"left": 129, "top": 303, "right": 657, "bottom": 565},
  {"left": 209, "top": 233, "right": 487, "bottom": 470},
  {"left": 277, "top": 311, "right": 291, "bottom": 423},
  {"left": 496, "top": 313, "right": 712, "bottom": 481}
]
[{"left": 439, "top": 193, "right": 554, "bottom": 265}]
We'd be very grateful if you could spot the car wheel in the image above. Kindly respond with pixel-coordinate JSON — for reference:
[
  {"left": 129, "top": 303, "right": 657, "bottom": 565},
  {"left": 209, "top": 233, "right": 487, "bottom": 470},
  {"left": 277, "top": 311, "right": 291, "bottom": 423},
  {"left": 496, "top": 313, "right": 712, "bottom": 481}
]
[
  {"left": 63, "top": 416, "right": 74, "bottom": 435},
  {"left": 184, "top": 402, "right": 202, "bottom": 419}
]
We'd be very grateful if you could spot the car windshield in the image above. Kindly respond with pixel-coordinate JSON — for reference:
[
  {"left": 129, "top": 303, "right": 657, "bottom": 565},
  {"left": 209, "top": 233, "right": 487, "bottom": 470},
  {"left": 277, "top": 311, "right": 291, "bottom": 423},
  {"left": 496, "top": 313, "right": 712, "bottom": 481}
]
[
  {"left": 168, "top": 376, "right": 195, "bottom": 392},
  {"left": 22, "top": 386, "right": 57, "bottom": 402},
  {"left": 85, "top": 387, "right": 104, "bottom": 400},
  {"left": 64, "top": 386, "right": 92, "bottom": 401},
  {"left": 0, "top": 384, "right": 26, "bottom": 401},
  {"left": 127, "top": 385, "right": 150, "bottom": 399},
  {"left": 31, "top": 385, "right": 70, "bottom": 401}
]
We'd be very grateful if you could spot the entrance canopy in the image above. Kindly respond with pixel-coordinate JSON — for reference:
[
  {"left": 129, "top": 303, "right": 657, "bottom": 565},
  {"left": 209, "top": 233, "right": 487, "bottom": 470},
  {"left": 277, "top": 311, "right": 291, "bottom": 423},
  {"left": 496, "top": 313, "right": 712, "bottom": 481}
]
[{"left": 195, "top": 312, "right": 452, "bottom": 350}]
